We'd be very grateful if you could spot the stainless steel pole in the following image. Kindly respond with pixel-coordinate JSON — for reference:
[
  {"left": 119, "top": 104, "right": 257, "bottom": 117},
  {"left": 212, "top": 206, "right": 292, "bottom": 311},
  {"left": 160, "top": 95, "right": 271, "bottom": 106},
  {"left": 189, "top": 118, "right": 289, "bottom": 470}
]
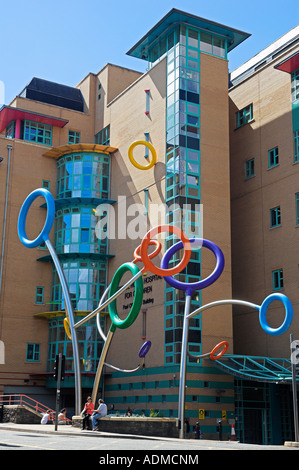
[
  {"left": 92, "top": 330, "right": 114, "bottom": 405},
  {"left": 178, "top": 294, "right": 191, "bottom": 439},
  {"left": 45, "top": 239, "right": 81, "bottom": 416},
  {"left": 290, "top": 334, "right": 299, "bottom": 442},
  {"left": 54, "top": 353, "right": 62, "bottom": 431}
]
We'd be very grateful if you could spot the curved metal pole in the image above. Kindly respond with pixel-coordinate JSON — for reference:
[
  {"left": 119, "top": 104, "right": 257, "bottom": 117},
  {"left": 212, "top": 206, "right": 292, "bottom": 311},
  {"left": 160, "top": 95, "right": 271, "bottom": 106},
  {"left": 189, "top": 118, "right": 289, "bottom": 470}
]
[
  {"left": 92, "top": 329, "right": 114, "bottom": 405},
  {"left": 104, "top": 358, "right": 145, "bottom": 373},
  {"left": 187, "top": 299, "right": 259, "bottom": 321},
  {"left": 179, "top": 298, "right": 259, "bottom": 437},
  {"left": 96, "top": 285, "right": 110, "bottom": 342},
  {"left": 178, "top": 294, "right": 192, "bottom": 440},
  {"left": 45, "top": 239, "right": 81, "bottom": 415}
]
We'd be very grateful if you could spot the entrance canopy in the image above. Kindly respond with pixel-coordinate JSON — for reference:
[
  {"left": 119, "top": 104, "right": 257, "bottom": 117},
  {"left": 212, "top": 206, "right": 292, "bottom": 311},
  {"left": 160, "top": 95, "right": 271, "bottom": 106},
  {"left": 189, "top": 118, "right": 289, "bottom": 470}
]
[{"left": 212, "top": 355, "right": 295, "bottom": 383}]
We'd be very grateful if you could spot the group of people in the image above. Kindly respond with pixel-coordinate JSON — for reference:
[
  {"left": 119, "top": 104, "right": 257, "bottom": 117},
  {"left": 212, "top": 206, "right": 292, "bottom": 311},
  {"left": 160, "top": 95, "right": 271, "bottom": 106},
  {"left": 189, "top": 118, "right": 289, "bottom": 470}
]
[
  {"left": 40, "top": 397, "right": 107, "bottom": 431},
  {"left": 81, "top": 397, "right": 107, "bottom": 431},
  {"left": 40, "top": 407, "right": 69, "bottom": 425}
]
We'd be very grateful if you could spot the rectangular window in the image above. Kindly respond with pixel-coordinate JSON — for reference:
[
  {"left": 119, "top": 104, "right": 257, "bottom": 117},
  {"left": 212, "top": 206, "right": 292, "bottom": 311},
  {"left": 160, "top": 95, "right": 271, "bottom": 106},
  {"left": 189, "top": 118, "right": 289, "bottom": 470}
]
[
  {"left": 95, "top": 125, "right": 110, "bottom": 145},
  {"left": 5, "top": 121, "right": 15, "bottom": 139},
  {"left": 68, "top": 130, "right": 80, "bottom": 144},
  {"left": 145, "top": 89, "right": 150, "bottom": 115},
  {"left": 268, "top": 146, "right": 279, "bottom": 168},
  {"left": 270, "top": 206, "right": 281, "bottom": 227},
  {"left": 294, "top": 130, "right": 299, "bottom": 163},
  {"left": 26, "top": 343, "right": 40, "bottom": 362},
  {"left": 42, "top": 180, "right": 50, "bottom": 190},
  {"left": 23, "top": 120, "right": 52, "bottom": 145},
  {"left": 35, "top": 286, "right": 44, "bottom": 304},
  {"left": 245, "top": 158, "right": 255, "bottom": 179},
  {"left": 291, "top": 69, "right": 299, "bottom": 102},
  {"left": 236, "top": 104, "right": 253, "bottom": 129},
  {"left": 272, "top": 269, "right": 284, "bottom": 290}
]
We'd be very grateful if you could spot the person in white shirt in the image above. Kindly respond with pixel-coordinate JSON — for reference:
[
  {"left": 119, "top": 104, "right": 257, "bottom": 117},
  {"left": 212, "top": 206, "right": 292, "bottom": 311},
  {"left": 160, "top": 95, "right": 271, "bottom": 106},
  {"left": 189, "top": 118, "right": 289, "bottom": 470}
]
[{"left": 41, "top": 410, "right": 52, "bottom": 424}]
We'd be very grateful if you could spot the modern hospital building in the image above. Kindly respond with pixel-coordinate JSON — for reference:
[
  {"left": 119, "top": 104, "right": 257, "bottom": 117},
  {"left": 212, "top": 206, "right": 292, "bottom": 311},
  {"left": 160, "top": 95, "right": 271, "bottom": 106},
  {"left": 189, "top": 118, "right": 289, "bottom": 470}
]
[{"left": 0, "top": 9, "right": 299, "bottom": 444}]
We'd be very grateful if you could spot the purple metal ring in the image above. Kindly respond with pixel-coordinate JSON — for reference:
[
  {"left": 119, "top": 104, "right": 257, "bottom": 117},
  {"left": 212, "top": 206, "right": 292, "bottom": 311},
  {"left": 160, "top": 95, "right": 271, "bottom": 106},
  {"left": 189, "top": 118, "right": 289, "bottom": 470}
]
[
  {"left": 161, "top": 238, "right": 225, "bottom": 294},
  {"left": 138, "top": 340, "right": 152, "bottom": 358}
]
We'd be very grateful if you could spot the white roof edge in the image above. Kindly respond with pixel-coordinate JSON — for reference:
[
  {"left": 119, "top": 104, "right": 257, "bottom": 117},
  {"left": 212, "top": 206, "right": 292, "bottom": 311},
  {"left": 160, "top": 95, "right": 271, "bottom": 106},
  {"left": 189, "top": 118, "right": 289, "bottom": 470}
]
[{"left": 230, "top": 25, "right": 299, "bottom": 80}]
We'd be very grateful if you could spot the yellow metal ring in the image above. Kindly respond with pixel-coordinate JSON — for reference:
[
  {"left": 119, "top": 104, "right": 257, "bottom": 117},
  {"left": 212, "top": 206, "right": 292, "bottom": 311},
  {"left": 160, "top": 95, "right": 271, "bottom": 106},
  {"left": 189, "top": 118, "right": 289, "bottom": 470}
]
[
  {"left": 63, "top": 317, "right": 72, "bottom": 340},
  {"left": 128, "top": 140, "right": 157, "bottom": 170}
]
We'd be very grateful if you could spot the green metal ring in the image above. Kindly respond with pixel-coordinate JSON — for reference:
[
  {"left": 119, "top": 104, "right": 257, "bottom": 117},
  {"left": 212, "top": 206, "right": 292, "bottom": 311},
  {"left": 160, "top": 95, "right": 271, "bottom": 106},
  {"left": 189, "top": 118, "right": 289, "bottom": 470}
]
[{"left": 108, "top": 262, "right": 143, "bottom": 330}]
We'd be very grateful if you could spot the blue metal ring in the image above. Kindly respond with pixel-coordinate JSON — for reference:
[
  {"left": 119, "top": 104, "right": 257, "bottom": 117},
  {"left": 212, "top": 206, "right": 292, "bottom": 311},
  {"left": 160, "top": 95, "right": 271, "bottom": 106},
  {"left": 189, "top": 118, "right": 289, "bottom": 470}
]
[
  {"left": 161, "top": 238, "right": 225, "bottom": 295},
  {"left": 259, "top": 293, "right": 293, "bottom": 336},
  {"left": 139, "top": 340, "right": 152, "bottom": 358},
  {"left": 18, "top": 188, "right": 55, "bottom": 248}
]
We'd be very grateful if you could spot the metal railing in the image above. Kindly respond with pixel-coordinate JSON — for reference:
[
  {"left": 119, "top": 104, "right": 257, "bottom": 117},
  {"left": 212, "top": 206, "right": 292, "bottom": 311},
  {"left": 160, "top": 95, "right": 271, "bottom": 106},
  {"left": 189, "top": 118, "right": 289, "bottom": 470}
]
[{"left": 0, "top": 394, "right": 72, "bottom": 422}]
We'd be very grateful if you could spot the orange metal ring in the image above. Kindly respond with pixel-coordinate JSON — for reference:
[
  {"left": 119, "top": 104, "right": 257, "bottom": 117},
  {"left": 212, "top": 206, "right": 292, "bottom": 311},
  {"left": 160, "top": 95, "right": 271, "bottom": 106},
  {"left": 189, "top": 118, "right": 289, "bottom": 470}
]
[
  {"left": 133, "top": 239, "right": 161, "bottom": 265},
  {"left": 139, "top": 224, "right": 191, "bottom": 276},
  {"left": 210, "top": 341, "right": 228, "bottom": 361}
]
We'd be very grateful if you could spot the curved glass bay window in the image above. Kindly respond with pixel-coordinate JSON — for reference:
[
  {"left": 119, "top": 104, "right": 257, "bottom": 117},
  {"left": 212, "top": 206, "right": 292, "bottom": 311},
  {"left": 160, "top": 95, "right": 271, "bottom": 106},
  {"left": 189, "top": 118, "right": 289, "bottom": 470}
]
[
  {"left": 51, "top": 259, "right": 107, "bottom": 312},
  {"left": 42, "top": 146, "right": 114, "bottom": 381},
  {"left": 54, "top": 205, "right": 107, "bottom": 255},
  {"left": 56, "top": 152, "right": 109, "bottom": 200}
]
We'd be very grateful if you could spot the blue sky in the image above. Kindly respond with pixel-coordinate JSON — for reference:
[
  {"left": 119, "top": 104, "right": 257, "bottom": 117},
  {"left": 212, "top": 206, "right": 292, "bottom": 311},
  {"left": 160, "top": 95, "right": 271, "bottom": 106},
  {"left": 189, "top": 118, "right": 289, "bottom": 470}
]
[{"left": 1, "top": 0, "right": 298, "bottom": 105}]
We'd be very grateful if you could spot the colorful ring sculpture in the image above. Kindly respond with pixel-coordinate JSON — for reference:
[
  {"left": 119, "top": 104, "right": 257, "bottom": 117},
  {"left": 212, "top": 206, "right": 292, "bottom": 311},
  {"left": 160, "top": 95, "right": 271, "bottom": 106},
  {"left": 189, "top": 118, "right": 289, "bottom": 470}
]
[
  {"left": 140, "top": 224, "right": 191, "bottom": 276},
  {"left": 161, "top": 238, "right": 225, "bottom": 294},
  {"left": 128, "top": 140, "right": 157, "bottom": 170},
  {"left": 108, "top": 262, "right": 144, "bottom": 331},
  {"left": 18, "top": 188, "right": 55, "bottom": 248},
  {"left": 259, "top": 293, "right": 293, "bottom": 336},
  {"left": 210, "top": 341, "right": 229, "bottom": 361},
  {"left": 18, "top": 186, "right": 295, "bottom": 433}
]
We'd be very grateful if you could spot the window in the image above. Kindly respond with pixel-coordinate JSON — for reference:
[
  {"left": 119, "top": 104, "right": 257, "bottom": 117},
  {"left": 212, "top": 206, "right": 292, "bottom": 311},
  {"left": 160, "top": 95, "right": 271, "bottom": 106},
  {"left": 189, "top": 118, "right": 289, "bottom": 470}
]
[
  {"left": 23, "top": 120, "right": 52, "bottom": 145},
  {"left": 145, "top": 89, "right": 150, "bottom": 115},
  {"left": 26, "top": 343, "right": 40, "bottom": 362},
  {"left": 199, "top": 32, "right": 226, "bottom": 58},
  {"left": 56, "top": 152, "right": 110, "bottom": 200},
  {"left": 5, "top": 121, "right": 15, "bottom": 139},
  {"left": 68, "top": 130, "right": 80, "bottom": 144},
  {"left": 268, "top": 146, "right": 279, "bottom": 168},
  {"left": 294, "top": 130, "right": 299, "bottom": 163},
  {"left": 245, "top": 158, "right": 255, "bottom": 178},
  {"left": 95, "top": 125, "right": 110, "bottom": 145},
  {"left": 236, "top": 104, "right": 253, "bottom": 128},
  {"left": 270, "top": 206, "right": 281, "bottom": 227},
  {"left": 35, "top": 286, "right": 44, "bottom": 304},
  {"left": 42, "top": 180, "right": 50, "bottom": 190},
  {"left": 273, "top": 269, "right": 284, "bottom": 290},
  {"left": 291, "top": 69, "right": 299, "bottom": 102}
]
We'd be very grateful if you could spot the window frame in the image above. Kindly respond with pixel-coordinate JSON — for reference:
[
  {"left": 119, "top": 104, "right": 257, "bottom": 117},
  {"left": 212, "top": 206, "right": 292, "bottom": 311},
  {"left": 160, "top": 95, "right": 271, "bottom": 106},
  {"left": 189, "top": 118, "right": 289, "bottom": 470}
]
[
  {"left": 270, "top": 206, "right": 281, "bottom": 228},
  {"left": 68, "top": 130, "right": 80, "bottom": 144},
  {"left": 26, "top": 343, "right": 40, "bottom": 362},
  {"left": 35, "top": 286, "right": 44, "bottom": 304},
  {"left": 245, "top": 158, "right": 255, "bottom": 179},
  {"left": 272, "top": 268, "right": 284, "bottom": 291},
  {"left": 268, "top": 146, "right": 279, "bottom": 168},
  {"left": 235, "top": 104, "right": 253, "bottom": 129},
  {"left": 23, "top": 120, "right": 52, "bottom": 146}
]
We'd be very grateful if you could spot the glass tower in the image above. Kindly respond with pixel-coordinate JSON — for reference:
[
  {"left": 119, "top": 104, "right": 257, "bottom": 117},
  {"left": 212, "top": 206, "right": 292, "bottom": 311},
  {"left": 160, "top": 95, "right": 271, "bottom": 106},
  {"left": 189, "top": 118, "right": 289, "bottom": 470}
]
[{"left": 147, "top": 24, "right": 227, "bottom": 366}]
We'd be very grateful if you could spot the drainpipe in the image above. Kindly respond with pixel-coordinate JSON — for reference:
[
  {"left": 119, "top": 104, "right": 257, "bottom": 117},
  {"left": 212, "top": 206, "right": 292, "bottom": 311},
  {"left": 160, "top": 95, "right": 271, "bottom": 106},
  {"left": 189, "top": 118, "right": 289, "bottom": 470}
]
[{"left": 0, "top": 144, "right": 13, "bottom": 304}]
